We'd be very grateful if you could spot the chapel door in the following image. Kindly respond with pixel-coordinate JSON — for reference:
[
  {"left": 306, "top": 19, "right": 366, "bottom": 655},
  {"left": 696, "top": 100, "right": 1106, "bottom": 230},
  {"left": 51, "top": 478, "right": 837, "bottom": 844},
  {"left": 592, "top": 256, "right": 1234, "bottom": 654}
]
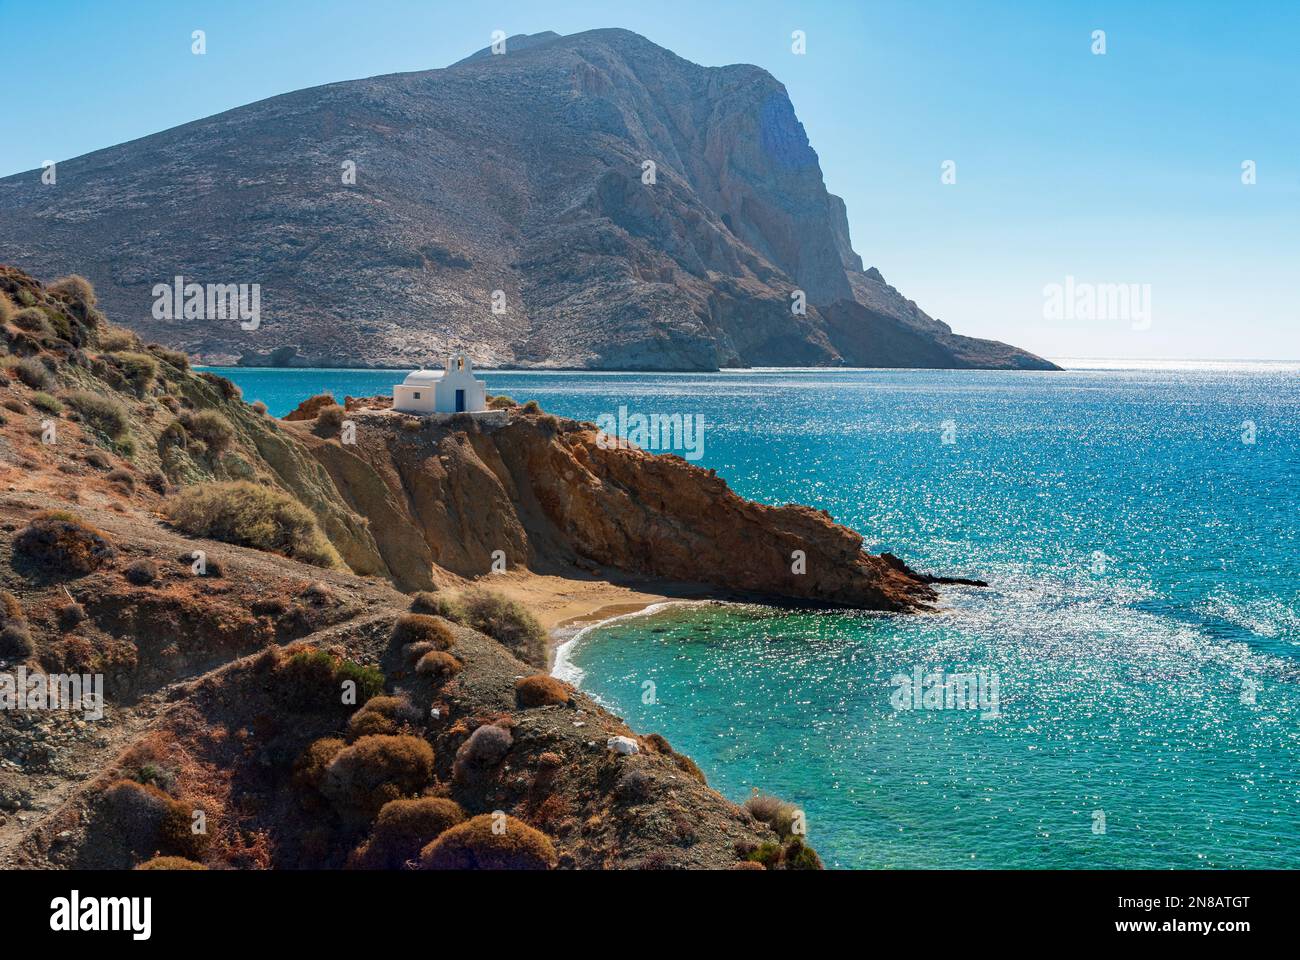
[{"left": 455, "top": 389, "right": 465, "bottom": 413}]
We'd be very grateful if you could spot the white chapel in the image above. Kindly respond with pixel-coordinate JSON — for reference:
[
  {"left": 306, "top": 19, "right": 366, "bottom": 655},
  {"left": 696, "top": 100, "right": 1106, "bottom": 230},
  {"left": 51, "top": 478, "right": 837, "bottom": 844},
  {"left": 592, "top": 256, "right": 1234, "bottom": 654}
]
[{"left": 393, "top": 354, "right": 487, "bottom": 414}]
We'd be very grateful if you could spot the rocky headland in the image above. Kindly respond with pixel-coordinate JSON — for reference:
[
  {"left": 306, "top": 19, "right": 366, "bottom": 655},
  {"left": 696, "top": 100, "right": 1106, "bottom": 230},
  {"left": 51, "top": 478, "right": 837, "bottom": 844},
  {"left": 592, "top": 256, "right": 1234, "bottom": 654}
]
[{"left": 0, "top": 265, "right": 967, "bottom": 870}]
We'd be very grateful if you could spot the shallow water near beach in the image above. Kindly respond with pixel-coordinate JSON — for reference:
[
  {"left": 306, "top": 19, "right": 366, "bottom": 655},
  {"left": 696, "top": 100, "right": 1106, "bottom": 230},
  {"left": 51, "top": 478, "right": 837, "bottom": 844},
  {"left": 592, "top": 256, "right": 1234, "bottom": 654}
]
[{"left": 217, "top": 363, "right": 1300, "bottom": 868}]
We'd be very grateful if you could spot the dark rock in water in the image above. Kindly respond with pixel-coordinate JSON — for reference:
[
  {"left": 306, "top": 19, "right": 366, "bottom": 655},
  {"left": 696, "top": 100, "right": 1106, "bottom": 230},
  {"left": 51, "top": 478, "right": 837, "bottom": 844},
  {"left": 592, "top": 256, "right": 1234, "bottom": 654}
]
[
  {"left": 0, "top": 28, "right": 1056, "bottom": 372},
  {"left": 878, "top": 552, "right": 989, "bottom": 588}
]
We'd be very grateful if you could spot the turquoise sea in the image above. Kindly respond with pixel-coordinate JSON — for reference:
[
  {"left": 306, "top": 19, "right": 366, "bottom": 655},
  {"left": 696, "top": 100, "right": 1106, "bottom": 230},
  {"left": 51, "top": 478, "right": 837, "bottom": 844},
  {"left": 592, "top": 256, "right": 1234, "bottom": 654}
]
[{"left": 215, "top": 362, "right": 1300, "bottom": 869}]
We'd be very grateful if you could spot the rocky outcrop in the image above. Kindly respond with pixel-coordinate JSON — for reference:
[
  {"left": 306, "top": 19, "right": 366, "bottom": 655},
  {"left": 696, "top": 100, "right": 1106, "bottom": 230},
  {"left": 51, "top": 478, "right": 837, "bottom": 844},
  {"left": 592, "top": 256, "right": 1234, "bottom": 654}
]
[
  {"left": 293, "top": 404, "right": 939, "bottom": 610},
  {"left": 0, "top": 29, "right": 1056, "bottom": 372}
]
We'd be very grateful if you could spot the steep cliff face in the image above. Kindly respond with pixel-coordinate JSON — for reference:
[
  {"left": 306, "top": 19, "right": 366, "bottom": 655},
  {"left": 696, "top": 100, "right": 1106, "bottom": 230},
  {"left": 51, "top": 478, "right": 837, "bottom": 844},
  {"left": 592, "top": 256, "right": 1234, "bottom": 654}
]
[
  {"left": 0, "top": 29, "right": 1056, "bottom": 372},
  {"left": 297, "top": 403, "right": 938, "bottom": 611}
]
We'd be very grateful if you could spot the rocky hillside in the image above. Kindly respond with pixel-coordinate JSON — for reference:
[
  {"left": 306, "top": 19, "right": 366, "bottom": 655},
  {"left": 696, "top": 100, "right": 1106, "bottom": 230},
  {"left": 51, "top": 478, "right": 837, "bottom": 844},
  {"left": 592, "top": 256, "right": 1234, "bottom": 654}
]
[
  {"left": 0, "top": 29, "right": 1056, "bottom": 372},
  {"left": 0, "top": 265, "right": 971, "bottom": 869}
]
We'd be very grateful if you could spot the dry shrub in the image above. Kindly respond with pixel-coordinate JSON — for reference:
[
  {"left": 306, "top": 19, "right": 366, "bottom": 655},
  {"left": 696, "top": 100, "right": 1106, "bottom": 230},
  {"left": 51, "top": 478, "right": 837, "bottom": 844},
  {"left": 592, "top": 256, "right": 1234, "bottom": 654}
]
[
  {"left": 97, "top": 326, "right": 139, "bottom": 352},
  {"left": 457, "top": 588, "right": 545, "bottom": 666},
  {"left": 391, "top": 613, "right": 455, "bottom": 651},
  {"left": 322, "top": 735, "right": 435, "bottom": 819},
  {"left": 124, "top": 558, "right": 158, "bottom": 586},
  {"left": 349, "top": 797, "right": 465, "bottom": 870},
  {"left": 107, "top": 351, "right": 159, "bottom": 393},
  {"left": 48, "top": 274, "right": 97, "bottom": 312},
  {"left": 166, "top": 480, "right": 341, "bottom": 568},
  {"left": 12, "top": 308, "right": 52, "bottom": 335},
  {"left": 419, "top": 814, "right": 556, "bottom": 870},
  {"left": 744, "top": 792, "right": 801, "bottom": 839},
  {"left": 409, "top": 591, "right": 462, "bottom": 621},
  {"left": 514, "top": 674, "right": 572, "bottom": 708},
  {"left": 135, "top": 856, "right": 206, "bottom": 870},
  {"left": 99, "top": 779, "right": 208, "bottom": 861},
  {"left": 0, "top": 590, "right": 33, "bottom": 659},
  {"left": 149, "top": 344, "right": 190, "bottom": 370},
  {"left": 314, "top": 403, "right": 345, "bottom": 436},
  {"left": 451, "top": 723, "right": 512, "bottom": 785},
  {"left": 64, "top": 389, "right": 129, "bottom": 438},
  {"left": 106, "top": 467, "right": 135, "bottom": 490},
  {"left": 180, "top": 409, "right": 235, "bottom": 455},
  {"left": 14, "top": 356, "right": 53, "bottom": 390},
  {"left": 198, "top": 371, "right": 241, "bottom": 401},
  {"left": 643, "top": 732, "right": 707, "bottom": 785},
  {"left": 346, "top": 695, "right": 420, "bottom": 741},
  {"left": 292, "top": 737, "right": 346, "bottom": 797},
  {"left": 415, "top": 650, "right": 462, "bottom": 678},
  {"left": 14, "top": 510, "right": 117, "bottom": 574}
]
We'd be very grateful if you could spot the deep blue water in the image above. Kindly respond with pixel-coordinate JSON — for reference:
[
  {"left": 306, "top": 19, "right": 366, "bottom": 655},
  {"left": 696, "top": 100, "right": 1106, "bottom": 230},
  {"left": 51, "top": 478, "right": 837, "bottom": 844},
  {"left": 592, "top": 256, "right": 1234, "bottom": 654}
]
[{"left": 215, "top": 363, "right": 1300, "bottom": 868}]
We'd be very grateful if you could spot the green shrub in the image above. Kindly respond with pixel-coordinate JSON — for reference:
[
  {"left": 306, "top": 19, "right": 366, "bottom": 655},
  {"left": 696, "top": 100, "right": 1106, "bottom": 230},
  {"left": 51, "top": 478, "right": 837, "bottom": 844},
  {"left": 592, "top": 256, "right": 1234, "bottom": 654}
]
[
  {"left": 14, "top": 356, "right": 53, "bottom": 390},
  {"left": 165, "top": 480, "right": 341, "bottom": 568},
  {"left": 180, "top": 409, "right": 235, "bottom": 455},
  {"left": 350, "top": 797, "right": 466, "bottom": 870},
  {"left": 30, "top": 391, "right": 62, "bottom": 414},
  {"left": 14, "top": 510, "right": 117, "bottom": 575},
  {"left": 486, "top": 394, "right": 517, "bottom": 409},
  {"left": 515, "top": 674, "right": 572, "bottom": 708},
  {"left": 391, "top": 613, "right": 455, "bottom": 651},
  {"left": 278, "top": 648, "right": 384, "bottom": 710},
  {"left": 458, "top": 588, "right": 546, "bottom": 666},
  {"left": 64, "top": 389, "right": 129, "bottom": 439},
  {"left": 322, "top": 734, "right": 435, "bottom": 819},
  {"left": 99, "top": 779, "right": 208, "bottom": 861},
  {"left": 0, "top": 291, "right": 14, "bottom": 324},
  {"left": 521, "top": 399, "right": 541, "bottom": 414},
  {"left": 419, "top": 814, "right": 556, "bottom": 870}
]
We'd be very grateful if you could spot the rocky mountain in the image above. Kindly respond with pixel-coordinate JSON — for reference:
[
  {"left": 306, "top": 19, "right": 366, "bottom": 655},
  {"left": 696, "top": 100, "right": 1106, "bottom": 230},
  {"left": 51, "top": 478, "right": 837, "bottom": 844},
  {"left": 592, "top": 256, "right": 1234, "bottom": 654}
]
[{"left": 0, "top": 29, "right": 1056, "bottom": 371}]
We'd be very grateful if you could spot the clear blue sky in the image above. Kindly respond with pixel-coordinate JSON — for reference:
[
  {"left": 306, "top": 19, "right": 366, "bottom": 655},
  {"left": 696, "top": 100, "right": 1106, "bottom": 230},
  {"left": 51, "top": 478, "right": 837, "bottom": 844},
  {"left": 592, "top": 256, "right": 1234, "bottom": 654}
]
[{"left": 2, "top": 0, "right": 1297, "bottom": 361}]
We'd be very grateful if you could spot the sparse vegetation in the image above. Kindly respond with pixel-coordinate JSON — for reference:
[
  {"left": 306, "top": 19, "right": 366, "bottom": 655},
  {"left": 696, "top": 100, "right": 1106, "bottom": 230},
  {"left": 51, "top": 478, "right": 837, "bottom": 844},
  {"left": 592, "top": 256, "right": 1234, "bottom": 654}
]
[
  {"left": 521, "top": 399, "right": 541, "bottom": 414},
  {"left": 64, "top": 389, "right": 129, "bottom": 439},
  {"left": 179, "top": 409, "right": 235, "bottom": 455},
  {"left": 12, "top": 308, "right": 52, "bottom": 335},
  {"left": 391, "top": 613, "right": 455, "bottom": 651},
  {"left": 198, "top": 371, "right": 241, "bottom": 401},
  {"left": 415, "top": 650, "right": 462, "bottom": 678},
  {"left": 457, "top": 588, "right": 546, "bottom": 666},
  {"left": 14, "top": 356, "right": 53, "bottom": 390},
  {"left": 278, "top": 648, "right": 384, "bottom": 710},
  {"left": 409, "top": 591, "right": 462, "bottom": 621},
  {"left": 30, "top": 391, "right": 62, "bottom": 414},
  {"left": 0, "top": 590, "right": 33, "bottom": 659},
  {"left": 107, "top": 351, "right": 159, "bottom": 394},
  {"left": 349, "top": 797, "right": 465, "bottom": 870},
  {"left": 14, "top": 510, "right": 117, "bottom": 575},
  {"left": 135, "top": 856, "right": 207, "bottom": 870},
  {"left": 322, "top": 734, "right": 435, "bottom": 819},
  {"left": 452, "top": 723, "right": 512, "bottom": 785},
  {"left": 148, "top": 344, "right": 190, "bottom": 370},
  {"left": 165, "top": 480, "right": 341, "bottom": 568},
  {"left": 486, "top": 394, "right": 517, "bottom": 409},
  {"left": 314, "top": 403, "right": 345, "bottom": 436},
  {"left": 124, "top": 558, "right": 158, "bottom": 586},
  {"left": 515, "top": 674, "right": 572, "bottom": 708},
  {"left": 419, "top": 814, "right": 557, "bottom": 870},
  {"left": 96, "top": 326, "right": 139, "bottom": 352},
  {"left": 346, "top": 695, "right": 419, "bottom": 740}
]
